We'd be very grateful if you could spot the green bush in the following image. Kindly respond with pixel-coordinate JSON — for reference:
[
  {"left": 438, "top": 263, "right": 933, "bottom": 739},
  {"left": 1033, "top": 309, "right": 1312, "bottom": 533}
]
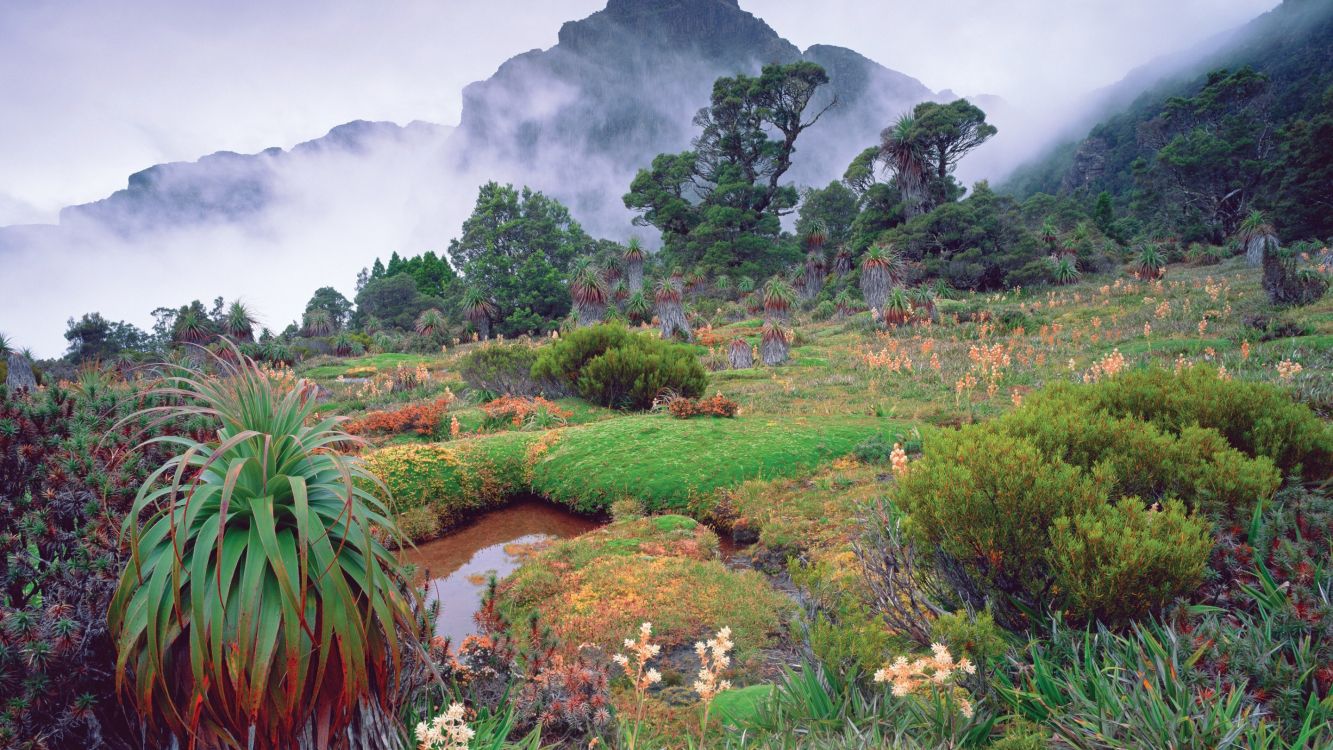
[
  {"left": 533, "top": 323, "right": 706, "bottom": 410},
  {"left": 897, "top": 424, "right": 1111, "bottom": 616},
  {"left": 531, "top": 323, "right": 630, "bottom": 386},
  {"left": 811, "top": 299, "right": 836, "bottom": 321},
  {"left": 457, "top": 342, "right": 544, "bottom": 397},
  {"left": 998, "top": 397, "right": 1280, "bottom": 523},
  {"left": 1047, "top": 498, "right": 1211, "bottom": 624},
  {"left": 1029, "top": 366, "right": 1332, "bottom": 479}
]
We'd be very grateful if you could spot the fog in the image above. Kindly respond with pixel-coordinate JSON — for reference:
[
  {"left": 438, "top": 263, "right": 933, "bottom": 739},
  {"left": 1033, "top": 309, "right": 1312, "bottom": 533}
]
[{"left": 0, "top": 0, "right": 1281, "bottom": 357}]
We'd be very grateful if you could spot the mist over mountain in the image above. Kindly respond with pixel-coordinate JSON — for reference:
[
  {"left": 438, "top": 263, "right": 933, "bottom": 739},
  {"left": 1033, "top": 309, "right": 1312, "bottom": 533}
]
[
  {"left": 6, "top": 0, "right": 949, "bottom": 249},
  {"left": 1005, "top": 0, "right": 1333, "bottom": 204}
]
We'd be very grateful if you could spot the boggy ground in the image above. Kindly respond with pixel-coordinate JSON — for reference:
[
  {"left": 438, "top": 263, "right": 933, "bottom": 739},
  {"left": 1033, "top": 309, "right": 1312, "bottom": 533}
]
[{"left": 296, "top": 255, "right": 1333, "bottom": 743}]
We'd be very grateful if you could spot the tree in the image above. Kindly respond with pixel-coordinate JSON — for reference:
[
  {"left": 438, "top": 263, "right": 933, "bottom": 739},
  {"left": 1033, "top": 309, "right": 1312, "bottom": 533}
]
[
  {"left": 354, "top": 274, "right": 444, "bottom": 331},
  {"left": 461, "top": 287, "right": 497, "bottom": 340},
  {"left": 304, "top": 287, "right": 353, "bottom": 331},
  {"left": 796, "top": 181, "right": 859, "bottom": 248},
  {"left": 447, "top": 182, "right": 590, "bottom": 336},
  {"left": 908, "top": 99, "right": 997, "bottom": 209},
  {"left": 624, "top": 62, "right": 833, "bottom": 278},
  {"left": 63, "top": 313, "right": 151, "bottom": 363},
  {"left": 1138, "top": 67, "right": 1273, "bottom": 240}
]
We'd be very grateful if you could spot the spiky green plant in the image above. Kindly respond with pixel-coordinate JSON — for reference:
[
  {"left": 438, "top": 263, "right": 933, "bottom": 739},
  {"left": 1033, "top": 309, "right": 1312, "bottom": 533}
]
[
  {"left": 173, "top": 308, "right": 214, "bottom": 346},
  {"left": 414, "top": 307, "right": 448, "bottom": 338},
  {"left": 1040, "top": 218, "right": 1059, "bottom": 249},
  {"left": 833, "top": 289, "right": 857, "bottom": 318},
  {"left": 804, "top": 219, "right": 829, "bottom": 251},
  {"left": 0, "top": 332, "right": 13, "bottom": 357},
  {"left": 715, "top": 274, "right": 732, "bottom": 295},
  {"left": 880, "top": 113, "right": 926, "bottom": 216},
  {"left": 108, "top": 345, "right": 414, "bottom": 748},
  {"left": 803, "top": 249, "right": 827, "bottom": 300},
  {"left": 462, "top": 287, "right": 497, "bottom": 341},
  {"left": 883, "top": 287, "right": 913, "bottom": 325},
  {"left": 832, "top": 248, "right": 853, "bottom": 276},
  {"left": 860, "top": 243, "right": 906, "bottom": 313},
  {"left": 571, "top": 257, "right": 609, "bottom": 326},
  {"left": 331, "top": 332, "right": 357, "bottom": 357},
  {"left": 1237, "top": 210, "right": 1278, "bottom": 267},
  {"left": 625, "top": 291, "right": 653, "bottom": 325},
  {"left": 1135, "top": 245, "right": 1167, "bottom": 280},
  {"left": 654, "top": 278, "right": 691, "bottom": 341},
  {"left": 223, "top": 302, "right": 257, "bottom": 342},
  {"left": 737, "top": 276, "right": 756, "bottom": 294},
  {"left": 762, "top": 277, "right": 797, "bottom": 321},
  {"left": 302, "top": 308, "right": 334, "bottom": 337},
  {"left": 1049, "top": 255, "right": 1081, "bottom": 285},
  {"left": 760, "top": 321, "right": 790, "bottom": 366}
]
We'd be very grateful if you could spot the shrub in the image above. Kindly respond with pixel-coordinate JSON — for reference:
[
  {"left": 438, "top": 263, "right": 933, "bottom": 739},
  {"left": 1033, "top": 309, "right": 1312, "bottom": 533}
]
[
  {"left": 345, "top": 395, "right": 453, "bottom": 437},
  {"left": 1029, "top": 366, "right": 1332, "bottom": 479},
  {"left": 997, "top": 396, "right": 1280, "bottom": 523},
  {"left": 667, "top": 393, "right": 739, "bottom": 419},
  {"left": 530, "top": 324, "right": 631, "bottom": 387},
  {"left": 812, "top": 299, "right": 836, "bottom": 321},
  {"left": 457, "top": 342, "right": 545, "bottom": 397},
  {"left": 896, "top": 425, "right": 1111, "bottom": 621},
  {"left": 532, "top": 323, "right": 706, "bottom": 410},
  {"left": 1047, "top": 498, "right": 1212, "bottom": 624},
  {"left": 480, "top": 395, "right": 572, "bottom": 430}
]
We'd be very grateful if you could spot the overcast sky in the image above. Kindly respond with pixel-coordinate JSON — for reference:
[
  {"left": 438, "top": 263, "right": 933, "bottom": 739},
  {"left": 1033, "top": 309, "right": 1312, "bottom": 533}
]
[{"left": 1, "top": 0, "right": 1277, "bottom": 226}]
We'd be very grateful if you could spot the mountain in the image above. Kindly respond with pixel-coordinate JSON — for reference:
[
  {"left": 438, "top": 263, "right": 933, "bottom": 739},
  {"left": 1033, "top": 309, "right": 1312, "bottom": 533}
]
[
  {"left": 1004, "top": 0, "right": 1333, "bottom": 220},
  {"left": 2, "top": 0, "right": 946, "bottom": 247},
  {"left": 50, "top": 120, "right": 451, "bottom": 238}
]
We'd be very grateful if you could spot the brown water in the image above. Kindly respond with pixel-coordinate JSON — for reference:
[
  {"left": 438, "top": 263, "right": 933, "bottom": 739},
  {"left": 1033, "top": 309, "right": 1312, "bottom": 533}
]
[{"left": 400, "top": 499, "right": 602, "bottom": 644}]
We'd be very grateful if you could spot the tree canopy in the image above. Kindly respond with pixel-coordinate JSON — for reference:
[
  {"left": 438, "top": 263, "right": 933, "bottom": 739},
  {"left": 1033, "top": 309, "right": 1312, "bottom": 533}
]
[
  {"left": 447, "top": 182, "right": 590, "bottom": 335},
  {"left": 624, "top": 62, "right": 832, "bottom": 278}
]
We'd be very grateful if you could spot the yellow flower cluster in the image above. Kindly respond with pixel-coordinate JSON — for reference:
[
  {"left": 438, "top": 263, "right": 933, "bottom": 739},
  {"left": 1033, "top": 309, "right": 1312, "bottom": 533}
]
[
  {"left": 415, "top": 703, "right": 473, "bottom": 750},
  {"left": 874, "top": 643, "right": 977, "bottom": 717}
]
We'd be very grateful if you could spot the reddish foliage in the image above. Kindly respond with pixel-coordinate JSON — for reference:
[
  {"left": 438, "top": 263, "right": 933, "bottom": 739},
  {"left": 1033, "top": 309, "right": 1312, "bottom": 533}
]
[
  {"left": 481, "top": 395, "right": 571, "bottom": 428},
  {"left": 667, "top": 393, "right": 740, "bottom": 419},
  {"left": 345, "top": 397, "right": 451, "bottom": 436}
]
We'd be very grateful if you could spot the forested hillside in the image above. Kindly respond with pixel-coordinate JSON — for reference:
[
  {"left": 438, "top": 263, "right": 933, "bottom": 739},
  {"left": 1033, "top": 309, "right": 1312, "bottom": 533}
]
[{"left": 1005, "top": 0, "right": 1333, "bottom": 242}]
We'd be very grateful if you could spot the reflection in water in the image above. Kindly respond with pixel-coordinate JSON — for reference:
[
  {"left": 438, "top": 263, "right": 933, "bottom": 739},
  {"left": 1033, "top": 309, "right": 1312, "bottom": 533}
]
[{"left": 399, "top": 499, "right": 601, "bottom": 644}]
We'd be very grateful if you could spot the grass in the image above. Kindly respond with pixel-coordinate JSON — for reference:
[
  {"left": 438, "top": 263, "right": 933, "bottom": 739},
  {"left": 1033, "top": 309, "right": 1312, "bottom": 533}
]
[
  {"left": 530, "top": 414, "right": 892, "bottom": 513},
  {"left": 300, "top": 352, "right": 443, "bottom": 379}
]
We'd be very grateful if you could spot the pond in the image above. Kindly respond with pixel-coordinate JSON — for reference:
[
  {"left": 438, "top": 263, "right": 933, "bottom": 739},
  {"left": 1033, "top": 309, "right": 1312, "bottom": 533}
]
[{"left": 399, "top": 498, "right": 603, "bottom": 644}]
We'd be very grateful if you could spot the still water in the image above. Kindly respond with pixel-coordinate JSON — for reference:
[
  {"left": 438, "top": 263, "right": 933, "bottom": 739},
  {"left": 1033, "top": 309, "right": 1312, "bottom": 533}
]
[{"left": 399, "top": 499, "right": 602, "bottom": 644}]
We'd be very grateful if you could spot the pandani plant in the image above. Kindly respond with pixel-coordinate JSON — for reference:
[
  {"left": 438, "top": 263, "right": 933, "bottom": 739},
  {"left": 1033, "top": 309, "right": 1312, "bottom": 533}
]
[
  {"left": 1135, "top": 244, "right": 1167, "bottom": 281},
  {"left": 571, "top": 256, "right": 610, "bottom": 326},
  {"left": 462, "top": 287, "right": 497, "bottom": 341},
  {"left": 303, "top": 308, "right": 335, "bottom": 337},
  {"left": 762, "top": 276, "right": 797, "bottom": 321},
  {"left": 860, "top": 242, "right": 906, "bottom": 314},
  {"left": 108, "top": 343, "right": 416, "bottom": 749}
]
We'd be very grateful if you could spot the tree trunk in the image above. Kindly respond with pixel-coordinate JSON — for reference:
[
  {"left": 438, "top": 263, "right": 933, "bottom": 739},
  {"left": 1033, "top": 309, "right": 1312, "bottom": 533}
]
[
  {"left": 861, "top": 266, "right": 888, "bottom": 313},
  {"left": 761, "top": 335, "right": 789, "bottom": 366},
  {"left": 5, "top": 352, "right": 36, "bottom": 392},
  {"left": 1246, "top": 233, "right": 1276, "bottom": 267},
  {"left": 627, "top": 260, "right": 644, "bottom": 295},
  {"left": 728, "top": 339, "right": 753, "bottom": 369},
  {"left": 657, "top": 300, "right": 693, "bottom": 342}
]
